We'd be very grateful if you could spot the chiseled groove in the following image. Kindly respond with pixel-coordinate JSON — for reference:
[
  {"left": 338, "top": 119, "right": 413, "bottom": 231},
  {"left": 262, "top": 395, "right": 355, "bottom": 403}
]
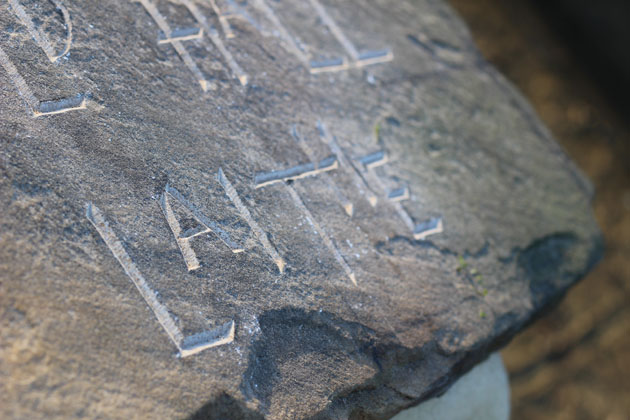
[
  {"left": 49, "top": 0, "right": 73, "bottom": 60},
  {"left": 309, "top": 57, "right": 348, "bottom": 74},
  {"left": 86, "top": 203, "right": 185, "bottom": 347},
  {"left": 0, "top": 45, "right": 40, "bottom": 114},
  {"left": 134, "top": 0, "right": 209, "bottom": 91},
  {"left": 217, "top": 168, "right": 286, "bottom": 273},
  {"left": 86, "top": 203, "right": 235, "bottom": 358},
  {"left": 359, "top": 156, "right": 443, "bottom": 240},
  {"left": 180, "top": 0, "right": 248, "bottom": 85},
  {"left": 223, "top": 0, "right": 263, "bottom": 32},
  {"left": 355, "top": 49, "right": 394, "bottom": 67},
  {"left": 306, "top": 0, "right": 393, "bottom": 70},
  {"left": 361, "top": 162, "right": 417, "bottom": 232},
  {"left": 179, "top": 320, "right": 235, "bottom": 357},
  {"left": 163, "top": 184, "right": 244, "bottom": 253},
  {"left": 413, "top": 217, "right": 443, "bottom": 240},
  {"left": 393, "top": 201, "right": 417, "bottom": 233},
  {"left": 37, "top": 94, "right": 87, "bottom": 116},
  {"left": 291, "top": 125, "right": 353, "bottom": 216},
  {"left": 359, "top": 150, "right": 388, "bottom": 170},
  {"left": 206, "top": 0, "right": 235, "bottom": 39},
  {"left": 316, "top": 121, "right": 378, "bottom": 206},
  {"left": 285, "top": 186, "right": 357, "bottom": 286},
  {"left": 388, "top": 187, "right": 409, "bottom": 202},
  {"left": 8, "top": 0, "right": 70, "bottom": 62},
  {"left": 254, "top": 155, "right": 338, "bottom": 188},
  {"left": 0, "top": 46, "right": 85, "bottom": 117},
  {"left": 160, "top": 191, "right": 203, "bottom": 272},
  {"left": 308, "top": 50, "right": 393, "bottom": 73},
  {"left": 306, "top": 0, "right": 359, "bottom": 60},
  {"left": 250, "top": 0, "right": 310, "bottom": 66},
  {"left": 158, "top": 27, "right": 203, "bottom": 44}
]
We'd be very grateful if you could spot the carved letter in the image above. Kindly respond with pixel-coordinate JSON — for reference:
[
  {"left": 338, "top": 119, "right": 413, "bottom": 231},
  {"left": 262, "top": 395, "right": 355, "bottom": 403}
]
[
  {"left": 8, "top": 0, "right": 73, "bottom": 63},
  {"left": 86, "top": 203, "right": 235, "bottom": 357},
  {"left": 133, "top": 0, "right": 211, "bottom": 91},
  {"left": 159, "top": 184, "right": 245, "bottom": 272},
  {"left": 1, "top": 1, "right": 87, "bottom": 117},
  {"left": 217, "top": 168, "right": 286, "bottom": 273}
]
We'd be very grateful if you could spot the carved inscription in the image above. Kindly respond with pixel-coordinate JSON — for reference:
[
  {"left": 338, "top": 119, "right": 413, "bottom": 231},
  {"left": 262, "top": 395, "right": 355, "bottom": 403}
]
[
  {"left": 1, "top": 0, "right": 86, "bottom": 117},
  {"left": 84, "top": 169, "right": 293, "bottom": 355},
  {"left": 8, "top": 0, "right": 73, "bottom": 63},
  {"left": 83, "top": 121, "right": 444, "bottom": 355},
  {"left": 254, "top": 155, "right": 338, "bottom": 188},
  {"left": 178, "top": 0, "right": 249, "bottom": 85},
  {"left": 292, "top": 125, "right": 354, "bottom": 216},
  {"left": 31, "top": 0, "right": 448, "bottom": 360},
  {"left": 206, "top": 0, "right": 235, "bottom": 39},
  {"left": 159, "top": 184, "right": 244, "bottom": 272},
  {"left": 251, "top": 0, "right": 393, "bottom": 73},
  {"left": 249, "top": 120, "right": 445, "bottom": 287},
  {"left": 38, "top": 94, "right": 87, "bottom": 116},
  {"left": 388, "top": 187, "right": 410, "bottom": 202},
  {"left": 316, "top": 121, "right": 379, "bottom": 206},
  {"left": 313, "top": 120, "right": 444, "bottom": 241},
  {"left": 355, "top": 150, "right": 444, "bottom": 240},
  {"left": 128, "top": 0, "right": 393, "bottom": 89},
  {"left": 218, "top": 168, "right": 287, "bottom": 273},
  {"left": 132, "top": 0, "right": 251, "bottom": 86},
  {"left": 413, "top": 217, "right": 444, "bottom": 240},
  {"left": 161, "top": 175, "right": 286, "bottom": 274},
  {"left": 304, "top": 0, "right": 393, "bottom": 73},
  {"left": 157, "top": 27, "right": 203, "bottom": 44},
  {"left": 133, "top": 0, "right": 211, "bottom": 91},
  {"left": 86, "top": 203, "right": 235, "bottom": 357},
  {"left": 253, "top": 129, "right": 357, "bottom": 285},
  {"left": 285, "top": 185, "right": 357, "bottom": 286},
  {"left": 240, "top": 0, "right": 393, "bottom": 74},
  {"left": 249, "top": 0, "right": 310, "bottom": 67}
]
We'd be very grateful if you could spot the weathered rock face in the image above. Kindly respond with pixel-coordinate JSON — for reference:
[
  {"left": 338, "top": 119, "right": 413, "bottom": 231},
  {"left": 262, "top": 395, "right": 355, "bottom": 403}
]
[{"left": 0, "top": 0, "right": 601, "bottom": 419}]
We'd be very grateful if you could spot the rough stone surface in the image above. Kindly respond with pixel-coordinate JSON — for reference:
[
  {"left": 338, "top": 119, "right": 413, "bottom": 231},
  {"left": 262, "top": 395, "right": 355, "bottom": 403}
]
[{"left": 0, "top": 0, "right": 601, "bottom": 419}]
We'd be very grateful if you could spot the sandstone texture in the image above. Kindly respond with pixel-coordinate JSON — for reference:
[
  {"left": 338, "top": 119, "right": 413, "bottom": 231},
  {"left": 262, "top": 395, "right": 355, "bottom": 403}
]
[{"left": 0, "top": 0, "right": 602, "bottom": 418}]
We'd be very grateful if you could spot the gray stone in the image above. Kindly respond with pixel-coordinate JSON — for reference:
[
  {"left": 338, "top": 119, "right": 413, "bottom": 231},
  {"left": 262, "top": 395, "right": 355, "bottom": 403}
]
[{"left": 0, "top": 0, "right": 601, "bottom": 419}]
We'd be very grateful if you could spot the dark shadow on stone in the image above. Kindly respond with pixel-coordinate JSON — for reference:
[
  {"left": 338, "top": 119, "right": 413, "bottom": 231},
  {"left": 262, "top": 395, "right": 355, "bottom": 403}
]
[
  {"left": 238, "top": 307, "right": 501, "bottom": 420},
  {"left": 239, "top": 307, "right": 391, "bottom": 413},
  {"left": 518, "top": 233, "right": 577, "bottom": 306},
  {"left": 517, "top": 232, "right": 604, "bottom": 310},
  {"left": 189, "top": 233, "right": 603, "bottom": 419},
  {"left": 187, "top": 392, "right": 264, "bottom": 420}
]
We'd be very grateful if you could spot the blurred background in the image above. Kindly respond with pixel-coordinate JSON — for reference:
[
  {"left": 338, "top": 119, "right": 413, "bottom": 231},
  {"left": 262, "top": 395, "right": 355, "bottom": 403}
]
[{"left": 446, "top": 0, "right": 630, "bottom": 419}]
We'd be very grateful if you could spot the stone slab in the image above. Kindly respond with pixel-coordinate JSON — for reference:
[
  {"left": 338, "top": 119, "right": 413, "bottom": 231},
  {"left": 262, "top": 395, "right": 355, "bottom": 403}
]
[{"left": 0, "top": 0, "right": 602, "bottom": 418}]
